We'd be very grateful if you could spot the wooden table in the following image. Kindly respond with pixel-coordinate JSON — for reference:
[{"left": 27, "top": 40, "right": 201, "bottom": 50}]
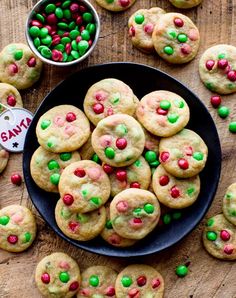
[{"left": 1, "top": 0, "right": 236, "bottom": 297}]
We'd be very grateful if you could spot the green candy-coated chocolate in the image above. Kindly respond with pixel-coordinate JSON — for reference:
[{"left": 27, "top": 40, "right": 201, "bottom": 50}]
[
  {"left": 187, "top": 187, "right": 195, "bottom": 196},
  {"left": 83, "top": 12, "right": 93, "bottom": 23},
  {"left": 78, "top": 40, "right": 89, "bottom": 55},
  {"left": 121, "top": 276, "right": 132, "bottom": 287},
  {"left": 69, "top": 21, "right": 76, "bottom": 30},
  {"left": 41, "top": 47, "right": 52, "bottom": 58},
  {"left": 160, "top": 100, "right": 171, "bottom": 110},
  {"left": 55, "top": 7, "right": 64, "bottom": 19},
  {"left": 81, "top": 189, "right": 88, "bottom": 197},
  {"left": 205, "top": 82, "right": 215, "bottom": 91},
  {"left": 41, "top": 119, "right": 51, "bottom": 130},
  {"left": 105, "top": 147, "right": 115, "bottom": 159},
  {"left": 63, "top": 9, "right": 71, "bottom": 19},
  {"left": 54, "top": 43, "right": 65, "bottom": 52},
  {"left": 218, "top": 53, "right": 226, "bottom": 59},
  {"left": 229, "top": 209, "right": 236, "bottom": 216},
  {"left": 57, "top": 29, "right": 66, "bottom": 36},
  {"left": 193, "top": 152, "right": 203, "bottom": 161},
  {"left": 168, "top": 29, "right": 177, "bottom": 39},
  {"left": 106, "top": 0, "right": 114, "bottom": 3},
  {"left": 172, "top": 212, "right": 182, "bottom": 220},
  {"left": 177, "top": 33, "right": 188, "bottom": 43},
  {"left": 45, "top": 3, "right": 56, "bottom": 13},
  {"left": 60, "top": 152, "right": 72, "bottom": 161},
  {"left": 174, "top": 99, "right": 184, "bottom": 108},
  {"left": 41, "top": 35, "right": 52, "bottom": 45},
  {"left": 61, "top": 36, "right": 71, "bottom": 45},
  {"left": 47, "top": 141, "right": 54, "bottom": 148},
  {"left": 34, "top": 37, "right": 41, "bottom": 48},
  {"left": 67, "top": 55, "right": 74, "bottom": 62},
  {"left": 164, "top": 46, "right": 174, "bottom": 55},
  {"left": 115, "top": 124, "right": 128, "bottom": 136},
  {"left": 225, "top": 192, "right": 233, "bottom": 199},
  {"left": 105, "top": 220, "right": 113, "bottom": 229},
  {"left": 135, "top": 14, "right": 144, "bottom": 24},
  {"left": 133, "top": 208, "right": 142, "bottom": 217},
  {"left": 134, "top": 159, "right": 141, "bottom": 167},
  {"left": 71, "top": 50, "right": 80, "bottom": 59},
  {"left": 86, "top": 23, "right": 96, "bottom": 35},
  {"left": 167, "top": 113, "right": 179, "bottom": 123},
  {"left": 58, "top": 22, "right": 69, "bottom": 30},
  {"left": 91, "top": 153, "right": 100, "bottom": 164},
  {"left": 29, "top": 26, "right": 40, "bottom": 37},
  {"left": 163, "top": 214, "right": 171, "bottom": 225},
  {"left": 0, "top": 215, "right": 10, "bottom": 225},
  {"left": 149, "top": 160, "right": 160, "bottom": 167},
  {"left": 50, "top": 173, "right": 60, "bottom": 185},
  {"left": 23, "top": 232, "right": 31, "bottom": 243},
  {"left": 90, "top": 197, "right": 101, "bottom": 205},
  {"left": 176, "top": 265, "right": 188, "bottom": 277},
  {"left": 206, "top": 231, "right": 217, "bottom": 241},
  {"left": 59, "top": 272, "right": 70, "bottom": 283},
  {"left": 48, "top": 160, "right": 60, "bottom": 170},
  {"left": 62, "top": 0, "right": 71, "bottom": 8},
  {"left": 229, "top": 122, "right": 236, "bottom": 133},
  {"left": 61, "top": 207, "right": 72, "bottom": 219},
  {"left": 218, "top": 106, "right": 230, "bottom": 118},
  {"left": 40, "top": 27, "right": 49, "bottom": 38},
  {"left": 89, "top": 275, "right": 99, "bottom": 287},
  {"left": 70, "top": 29, "right": 80, "bottom": 39},
  {"left": 14, "top": 50, "right": 23, "bottom": 60},
  {"left": 144, "top": 203, "right": 154, "bottom": 214},
  {"left": 206, "top": 218, "right": 214, "bottom": 227},
  {"left": 36, "top": 13, "right": 45, "bottom": 23},
  {"left": 145, "top": 151, "right": 157, "bottom": 163},
  {"left": 71, "top": 40, "right": 78, "bottom": 50},
  {"left": 81, "top": 30, "right": 90, "bottom": 41},
  {"left": 62, "top": 52, "right": 68, "bottom": 62}
]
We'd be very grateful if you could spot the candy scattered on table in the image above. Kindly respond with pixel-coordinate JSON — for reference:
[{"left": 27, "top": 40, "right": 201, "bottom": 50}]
[
  {"left": 10, "top": 173, "right": 22, "bottom": 186},
  {"left": 229, "top": 122, "right": 236, "bottom": 133},
  {"left": 175, "top": 264, "right": 188, "bottom": 277},
  {"left": 217, "top": 106, "right": 230, "bottom": 118},
  {"left": 210, "top": 95, "right": 222, "bottom": 108}
]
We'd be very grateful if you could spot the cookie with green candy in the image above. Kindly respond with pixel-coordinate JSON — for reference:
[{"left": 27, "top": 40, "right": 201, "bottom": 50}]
[
  {"left": 55, "top": 199, "right": 106, "bottom": 241},
  {"left": 0, "top": 205, "right": 36, "bottom": 252},
  {"left": 152, "top": 13, "right": 200, "bottom": 64},
  {"left": 35, "top": 252, "right": 81, "bottom": 298},
  {"left": 95, "top": 0, "right": 136, "bottom": 12},
  {"left": 0, "top": 144, "right": 9, "bottom": 174},
  {"left": 0, "top": 83, "right": 23, "bottom": 112},
  {"left": 169, "top": 0, "right": 202, "bottom": 9},
  {"left": 115, "top": 264, "right": 164, "bottom": 297},
  {"left": 36, "top": 105, "right": 90, "bottom": 153},
  {"left": 152, "top": 164, "right": 200, "bottom": 209},
  {"left": 203, "top": 214, "right": 236, "bottom": 260},
  {"left": 223, "top": 183, "right": 236, "bottom": 226},
  {"left": 91, "top": 114, "right": 145, "bottom": 168},
  {"left": 77, "top": 265, "right": 117, "bottom": 297},
  {"left": 136, "top": 90, "right": 190, "bottom": 137},
  {"left": 59, "top": 160, "right": 111, "bottom": 213},
  {"left": 159, "top": 129, "right": 208, "bottom": 178},
  {"left": 128, "top": 7, "right": 166, "bottom": 54},
  {"left": 110, "top": 189, "right": 160, "bottom": 240},
  {"left": 0, "top": 43, "right": 43, "bottom": 89},
  {"left": 30, "top": 146, "right": 81, "bottom": 193}
]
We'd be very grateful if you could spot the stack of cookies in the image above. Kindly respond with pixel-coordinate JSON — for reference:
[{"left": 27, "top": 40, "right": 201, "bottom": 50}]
[{"left": 31, "top": 77, "right": 208, "bottom": 247}]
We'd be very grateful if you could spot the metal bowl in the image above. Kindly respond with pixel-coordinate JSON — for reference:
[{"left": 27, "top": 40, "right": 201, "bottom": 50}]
[{"left": 25, "top": 0, "right": 100, "bottom": 66}]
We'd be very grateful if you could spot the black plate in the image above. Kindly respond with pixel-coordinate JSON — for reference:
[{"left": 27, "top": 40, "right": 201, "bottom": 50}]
[{"left": 23, "top": 62, "right": 221, "bottom": 257}]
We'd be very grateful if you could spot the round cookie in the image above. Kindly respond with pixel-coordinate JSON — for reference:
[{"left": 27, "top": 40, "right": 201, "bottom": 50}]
[
  {"left": 115, "top": 264, "right": 164, "bottom": 297},
  {"left": 100, "top": 203, "right": 137, "bottom": 247},
  {"left": 30, "top": 146, "right": 81, "bottom": 193},
  {"left": 104, "top": 156, "right": 151, "bottom": 197},
  {"left": 0, "top": 145, "right": 9, "bottom": 173},
  {"left": 36, "top": 105, "right": 90, "bottom": 153},
  {"left": 169, "top": 0, "right": 202, "bottom": 9},
  {"left": 35, "top": 252, "right": 81, "bottom": 298},
  {"left": 91, "top": 114, "right": 145, "bottom": 167},
  {"left": 95, "top": 0, "right": 136, "bottom": 12},
  {"left": 110, "top": 189, "right": 160, "bottom": 240},
  {"left": 136, "top": 90, "right": 190, "bottom": 137},
  {"left": 199, "top": 44, "right": 236, "bottom": 94},
  {"left": 128, "top": 7, "right": 166, "bottom": 53},
  {"left": 58, "top": 160, "right": 111, "bottom": 213},
  {"left": 0, "top": 83, "right": 23, "bottom": 112},
  {"left": 203, "top": 214, "right": 236, "bottom": 260},
  {"left": 0, "top": 43, "right": 43, "bottom": 89},
  {"left": 159, "top": 129, "right": 208, "bottom": 178},
  {"left": 0, "top": 205, "right": 36, "bottom": 252},
  {"left": 152, "top": 13, "right": 200, "bottom": 64},
  {"left": 77, "top": 265, "right": 117, "bottom": 297},
  {"left": 223, "top": 183, "right": 236, "bottom": 226},
  {"left": 83, "top": 78, "right": 137, "bottom": 126},
  {"left": 152, "top": 165, "right": 200, "bottom": 209},
  {"left": 55, "top": 199, "right": 106, "bottom": 241}
]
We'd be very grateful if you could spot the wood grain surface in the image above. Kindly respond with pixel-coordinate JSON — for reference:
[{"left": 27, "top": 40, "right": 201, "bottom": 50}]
[{"left": 0, "top": 0, "right": 236, "bottom": 297}]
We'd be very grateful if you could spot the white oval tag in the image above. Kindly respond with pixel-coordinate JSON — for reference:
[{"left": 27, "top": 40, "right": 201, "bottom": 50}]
[{"left": 0, "top": 108, "right": 33, "bottom": 153}]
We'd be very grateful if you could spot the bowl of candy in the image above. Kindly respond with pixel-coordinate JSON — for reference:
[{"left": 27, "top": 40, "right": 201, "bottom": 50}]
[{"left": 25, "top": 0, "right": 100, "bottom": 66}]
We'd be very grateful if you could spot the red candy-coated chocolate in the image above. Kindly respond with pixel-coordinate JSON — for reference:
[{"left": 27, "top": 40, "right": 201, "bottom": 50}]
[
  {"left": 31, "top": 20, "right": 43, "bottom": 28},
  {"left": 80, "top": 25, "right": 85, "bottom": 32},
  {"left": 116, "top": 138, "right": 127, "bottom": 150},
  {"left": 63, "top": 194, "right": 74, "bottom": 206},
  {"left": 227, "top": 70, "right": 236, "bottom": 82},
  {"left": 70, "top": 3, "right": 79, "bottom": 13},
  {"left": 9, "top": 63, "right": 18, "bottom": 74},
  {"left": 69, "top": 281, "right": 79, "bottom": 291},
  {"left": 69, "top": 221, "right": 79, "bottom": 231},
  {"left": 133, "top": 218, "right": 142, "bottom": 224},
  {"left": 217, "top": 59, "right": 228, "bottom": 69},
  {"left": 88, "top": 39, "right": 93, "bottom": 47},
  {"left": 103, "top": 164, "right": 114, "bottom": 174},
  {"left": 116, "top": 201, "right": 129, "bottom": 212},
  {"left": 76, "top": 36, "right": 82, "bottom": 43},
  {"left": 41, "top": 273, "right": 50, "bottom": 284},
  {"left": 7, "top": 235, "right": 18, "bottom": 244},
  {"left": 159, "top": 175, "right": 169, "bottom": 186},
  {"left": 116, "top": 170, "right": 127, "bottom": 181},
  {"left": 156, "top": 107, "right": 168, "bottom": 115},
  {"left": 178, "top": 158, "right": 189, "bottom": 170},
  {"left": 62, "top": 32, "right": 70, "bottom": 37},
  {"left": 160, "top": 152, "right": 170, "bottom": 162},
  {"left": 52, "top": 49, "right": 63, "bottom": 61},
  {"left": 105, "top": 286, "right": 116, "bottom": 296},
  {"left": 11, "top": 173, "right": 22, "bottom": 186},
  {"left": 7, "top": 95, "right": 16, "bottom": 106},
  {"left": 224, "top": 244, "right": 234, "bottom": 255},
  {"left": 47, "top": 13, "right": 57, "bottom": 25},
  {"left": 66, "top": 112, "right": 76, "bottom": 122},
  {"left": 137, "top": 275, "right": 147, "bottom": 287},
  {"left": 185, "top": 146, "right": 193, "bottom": 156},
  {"left": 170, "top": 186, "right": 180, "bottom": 198},
  {"left": 220, "top": 230, "right": 231, "bottom": 241},
  {"left": 74, "top": 168, "right": 86, "bottom": 177},
  {"left": 128, "top": 288, "right": 139, "bottom": 298},
  {"left": 76, "top": 16, "right": 83, "bottom": 25},
  {"left": 27, "top": 57, "right": 36, "bottom": 67},
  {"left": 93, "top": 103, "right": 104, "bottom": 114},
  {"left": 174, "top": 18, "right": 184, "bottom": 27},
  {"left": 119, "top": 0, "right": 130, "bottom": 7},
  {"left": 65, "top": 43, "right": 72, "bottom": 55},
  {"left": 181, "top": 44, "right": 191, "bottom": 55},
  {"left": 130, "top": 182, "right": 141, "bottom": 188},
  {"left": 144, "top": 23, "right": 154, "bottom": 34},
  {"left": 129, "top": 25, "right": 135, "bottom": 37},
  {"left": 79, "top": 5, "right": 87, "bottom": 12},
  {"left": 210, "top": 95, "right": 221, "bottom": 108},
  {"left": 205, "top": 60, "right": 215, "bottom": 70},
  {"left": 152, "top": 278, "right": 161, "bottom": 289}
]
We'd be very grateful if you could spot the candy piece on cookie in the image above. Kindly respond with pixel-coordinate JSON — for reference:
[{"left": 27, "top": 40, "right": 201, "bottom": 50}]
[
  {"left": 0, "top": 144, "right": 9, "bottom": 173},
  {"left": 159, "top": 128, "right": 208, "bottom": 178},
  {"left": 30, "top": 146, "right": 81, "bottom": 193},
  {"left": 95, "top": 0, "right": 136, "bottom": 12},
  {"left": 59, "top": 160, "right": 110, "bottom": 213},
  {"left": 136, "top": 90, "right": 190, "bottom": 137},
  {"left": 115, "top": 264, "right": 164, "bottom": 297},
  {"left": 199, "top": 44, "right": 236, "bottom": 94},
  {"left": 77, "top": 265, "right": 117, "bottom": 297},
  {"left": 152, "top": 13, "right": 200, "bottom": 64},
  {"left": 55, "top": 200, "right": 106, "bottom": 241},
  {"left": 152, "top": 165, "right": 200, "bottom": 209},
  {"left": 169, "top": 0, "right": 202, "bottom": 9},
  {"left": 0, "top": 43, "right": 43, "bottom": 89},
  {"left": 0, "top": 205, "right": 36, "bottom": 252},
  {"left": 36, "top": 105, "right": 90, "bottom": 153},
  {"left": 0, "top": 83, "right": 23, "bottom": 112},
  {"left": 128, "top": 7, "right": 166, "bottom": 53},
  {"left": 110, "top": 189, "right": 160, "bottom": 240},
  {"left": 83, "top": 78, "right": 137, "bottom": 126},
  {"left": 35, "top": 252, "right": 81, "bottom": 298},
  {"left": 223, "top": 183, "right": 236, "bottom": 226},
  {"left": 203, "top": 214, "right": 236, "bottom": 260},
  {"left": 92, "top": 114, "right": 145, "bottom": 167}
]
